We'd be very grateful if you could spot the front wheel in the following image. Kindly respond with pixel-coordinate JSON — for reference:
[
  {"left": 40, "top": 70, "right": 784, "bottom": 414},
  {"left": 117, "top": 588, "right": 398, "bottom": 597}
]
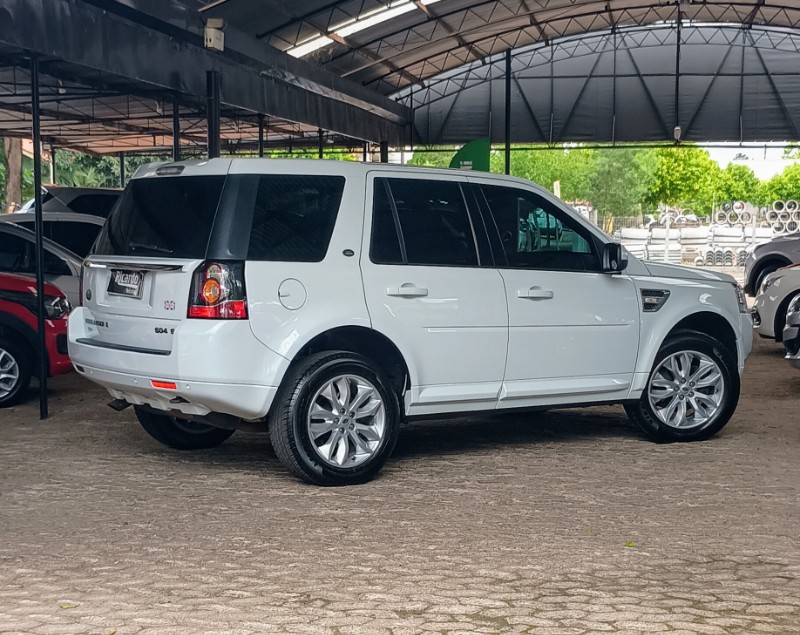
[
  {"left": 625, "top": 331, "right": 740, "bottom": 442},
  {"left": 134, "top": 406, "right": 235, "bottom": 450},
  {"left": 0, "top": 338, "right": 32, "bottom": 408},
  {"left": 269, "top": 351, "right": 400, "bottom": 486}
]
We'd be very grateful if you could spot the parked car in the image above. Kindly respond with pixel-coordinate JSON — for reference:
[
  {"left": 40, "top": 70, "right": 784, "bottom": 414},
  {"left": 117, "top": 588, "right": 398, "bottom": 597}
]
[
  {"left": 743, "top": 234, "right": 800, "bottom": 295},
  {"left": 0, "top": 272, "right": 72, "bottom": 407},
  {"left": 19, "top": 186, "right": 121, "bottom": 218},
  {"left": 0, "top": 222, "right": 83, "bottom": 307},
  {"left": 751, "top": 265, "right": 800, "bottom": 341},
  {"left": 68, "top": 159, "right": 753, "bottom": 485},
  {"left": 4, "top": 211, "right": 105, "bottom": 257},
  {"left": 782, "top": 293, "right": 800, "bottom": 368}
]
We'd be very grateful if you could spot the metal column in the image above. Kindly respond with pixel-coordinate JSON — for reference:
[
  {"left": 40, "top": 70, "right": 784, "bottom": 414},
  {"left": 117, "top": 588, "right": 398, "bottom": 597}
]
[
  {"left": 118, "top": 153, "right": 125, "bottom": 188},
  {"left": 172, "top": 93, "right": 181, "bottom": 162},
  {"left": 206, "top": 71, "right": 221, "bottom": 159},
  {"left": 379, "top": 141, "right": 389, "bottom": 163},
  {"left": 257, "top": 114, "right": 265, "bottom": 158},
  {"left": 30, "top": 55, "right": 47, "bottom": 419},
  {"left": 504, "top": 49, "right": 512, "bottom": 175},
  {"left": 363, "top": 142, "right": 368, "bottom": 162},
  {"left": 49, "top": 146, "right": 56, "bottom": 183},
  {"left": 318, "top": 128, "right": 324, "bottom": 159}
]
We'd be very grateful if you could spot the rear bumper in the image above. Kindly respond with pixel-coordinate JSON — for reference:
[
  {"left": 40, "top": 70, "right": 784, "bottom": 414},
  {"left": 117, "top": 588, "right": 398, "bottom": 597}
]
[
  {"left": 74, "top": 363, "right": 278, "bottom": 419},
  {"left": 67, "top": 307, "right": 289, "bottom": 419},
  {"left": 739, "top": 312, "right": 754, "bottom": 376}
]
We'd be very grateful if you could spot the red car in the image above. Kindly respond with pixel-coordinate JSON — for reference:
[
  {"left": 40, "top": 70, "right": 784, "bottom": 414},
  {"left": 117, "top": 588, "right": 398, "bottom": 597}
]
[{"left": 0, "top": 273, "right": 72, "bottom": 407}]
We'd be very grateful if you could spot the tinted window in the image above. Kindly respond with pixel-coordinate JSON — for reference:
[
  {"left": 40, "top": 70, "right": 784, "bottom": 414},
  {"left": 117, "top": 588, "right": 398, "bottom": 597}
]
[
  {"left": 66, "top": 193, "right": 120, "bottom": 218},
  {"left": 370, "top": 180, "right": 403, "bottom": 265},
  {"left": 93, "top": 176, "right": 225, "bottom": 258},
  {"left": 0, "top": 232, "right": 33, "bottom": 273},
  {"left": 247, "top": 175, "right": 344, "bottom": 262},
  {"left": 380, "top": 178, "right": 478, "bottom": 267},
  {"left": 50, "top": 221, "right": 102, "bottom": 257},
  {"left": 481, "top": 185, "right": 598, "bottom": 271}
]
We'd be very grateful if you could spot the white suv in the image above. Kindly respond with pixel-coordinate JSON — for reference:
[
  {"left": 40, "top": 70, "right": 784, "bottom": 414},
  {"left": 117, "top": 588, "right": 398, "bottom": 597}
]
[{"left": 68, "top": 159, "right": 753, "bottom": 485}]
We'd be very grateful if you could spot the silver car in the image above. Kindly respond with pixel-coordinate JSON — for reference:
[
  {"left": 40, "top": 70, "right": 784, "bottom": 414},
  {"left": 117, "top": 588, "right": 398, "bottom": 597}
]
[
  {"left": 5, "top": 211, "right": 104, "bottom": 257},
  {"left": 751, "top": 265, "right": 800, "bottom": 342}
]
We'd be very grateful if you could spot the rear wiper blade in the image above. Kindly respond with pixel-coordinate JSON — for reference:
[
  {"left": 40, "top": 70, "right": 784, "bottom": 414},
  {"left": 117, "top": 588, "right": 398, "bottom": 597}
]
[{"left": 129, "top": 242, "right": 174, "bottom": 255}]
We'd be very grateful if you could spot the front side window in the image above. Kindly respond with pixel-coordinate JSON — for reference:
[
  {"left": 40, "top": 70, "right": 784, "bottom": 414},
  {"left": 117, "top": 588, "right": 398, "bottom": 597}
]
[
  {"left": 370, "top": 177, "right": 478, "bottom": 267},
  {"left": 0, "top": 233, "right": 34, "bottom": 273},
  {"left": 480, "top": 185, "right": 598, "bottom": 271},
  {"left": 247, "top": 175, "right": 345, "bottom": 262}
]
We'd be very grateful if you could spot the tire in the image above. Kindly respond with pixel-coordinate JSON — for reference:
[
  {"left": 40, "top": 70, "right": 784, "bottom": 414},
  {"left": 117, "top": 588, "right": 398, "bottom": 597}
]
[
  {"left": 625, "top": 331, "right": 739, "bottom": 443},
  {"left": 269, "top": 351, "right": 400, "bottom": 486},
  {"left": 0, "top": 337, "right": 32, "bottom": 408},
  {"left": 134, "top": 406, "right": 235, "bottom": 450}
]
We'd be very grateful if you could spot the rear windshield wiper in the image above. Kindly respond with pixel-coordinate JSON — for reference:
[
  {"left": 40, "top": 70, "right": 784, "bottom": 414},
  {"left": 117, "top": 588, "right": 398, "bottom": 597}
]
[{"left": 129, "top": 242, "right": 174, "bottom": 255}]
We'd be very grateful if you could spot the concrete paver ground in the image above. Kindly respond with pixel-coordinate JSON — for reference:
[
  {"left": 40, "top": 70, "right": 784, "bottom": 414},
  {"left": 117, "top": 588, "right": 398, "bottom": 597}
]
[{"left": 0, "top": 336, "right": 798, "bottom": 634}]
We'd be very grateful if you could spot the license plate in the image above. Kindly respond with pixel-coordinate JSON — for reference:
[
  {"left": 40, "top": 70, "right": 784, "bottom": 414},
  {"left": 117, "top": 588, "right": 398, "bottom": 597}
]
[{"left": 108, "top": 269, "right": 144, "bottom": 299}]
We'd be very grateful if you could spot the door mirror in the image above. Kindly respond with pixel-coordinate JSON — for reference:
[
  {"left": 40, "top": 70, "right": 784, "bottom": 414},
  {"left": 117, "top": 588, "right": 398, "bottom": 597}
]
[{"left": 602, "top": 242, "right": 628, "bottom": 273}]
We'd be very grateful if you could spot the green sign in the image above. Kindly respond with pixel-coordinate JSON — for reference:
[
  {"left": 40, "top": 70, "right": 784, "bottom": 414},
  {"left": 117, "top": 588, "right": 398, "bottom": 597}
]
[{"left": 449, "top": 137, "right": 490, "bottom": 172}]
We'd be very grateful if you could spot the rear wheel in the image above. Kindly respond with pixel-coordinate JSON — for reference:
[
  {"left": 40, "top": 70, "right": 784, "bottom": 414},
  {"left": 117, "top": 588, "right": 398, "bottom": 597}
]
[
  {"left": 134, "top": 406, "right": 235, "bottom": 450},
  {"left": 269, "top": 351, "right": 400, "bottom": 486},
  {"left": 0, "top": 338, "right": 32, "bottom": 408},
  {"left": 625, "top": 331, "right": 739, "bottom": 442}
]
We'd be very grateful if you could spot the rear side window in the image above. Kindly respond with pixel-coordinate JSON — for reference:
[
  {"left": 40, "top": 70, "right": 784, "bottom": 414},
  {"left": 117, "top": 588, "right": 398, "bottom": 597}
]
[
  {"left": 247, "top": 175, "right": 345, "bottom": 262},
  {"left": 371, "top": 177, "right": 478, "bottom": 267},
  {"left": 66, "top": 194, "right": 120, "bottom": 218},
  {"left": 93, "top": 176, "right": 225, "bottom": 258},
  {"left": 49, "top": 221, "right": 101, "bottom": 258},
  {"left": 0, "top": 232, "right": 33, "bottom": 273}
]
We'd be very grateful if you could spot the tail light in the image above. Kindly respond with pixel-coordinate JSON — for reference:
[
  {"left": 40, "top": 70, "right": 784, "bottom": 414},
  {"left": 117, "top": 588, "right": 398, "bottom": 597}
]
[{"left": 188, "top": 261, "right": 248, "bottom": 319}]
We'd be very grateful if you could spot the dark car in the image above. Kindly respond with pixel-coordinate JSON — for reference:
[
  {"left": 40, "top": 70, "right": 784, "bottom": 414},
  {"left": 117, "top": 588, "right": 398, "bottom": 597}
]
[
  {"left": 19, "top": 186, "right": 121, "bottom": 218},
  {"left": 0, "top": 272, "right": 72, "bottom": 407}
]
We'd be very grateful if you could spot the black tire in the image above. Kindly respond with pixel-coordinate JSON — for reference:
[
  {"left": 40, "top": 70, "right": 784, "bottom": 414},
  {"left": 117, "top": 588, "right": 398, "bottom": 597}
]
[
  {"left": 0, "top": 337, "right": 32, "bottom": 408},
  {"left": 625, "top": 330, "right": 740, "bottom": 443},
  {"left": 134, "top": 406, "right": 235, "bottom": 450},
  {"left": 269, "top": 351, "right": 400, "bottom": 486}
]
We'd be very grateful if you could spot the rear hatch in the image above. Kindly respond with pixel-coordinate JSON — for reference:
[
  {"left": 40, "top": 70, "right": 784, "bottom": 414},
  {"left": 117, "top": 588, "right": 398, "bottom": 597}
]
[{"left": 80, "top": 162, "right": 232, "bottom": 355}]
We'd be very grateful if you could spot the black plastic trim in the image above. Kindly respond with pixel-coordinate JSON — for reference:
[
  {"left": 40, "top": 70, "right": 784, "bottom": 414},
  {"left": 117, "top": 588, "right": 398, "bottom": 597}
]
[{"left": 75, "top": 338, "right": 170, "bottom": 356}]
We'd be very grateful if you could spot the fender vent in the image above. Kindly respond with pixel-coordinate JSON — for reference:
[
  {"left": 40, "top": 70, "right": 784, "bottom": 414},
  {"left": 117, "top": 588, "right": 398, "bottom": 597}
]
[{"left": 641, "top": 289, "right": 670, "bottom": 312}]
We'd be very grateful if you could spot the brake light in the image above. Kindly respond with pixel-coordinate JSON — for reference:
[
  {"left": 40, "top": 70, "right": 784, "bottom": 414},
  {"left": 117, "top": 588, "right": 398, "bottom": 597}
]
[{"left": 188, "top": 261, "right": 248, "bottom": 319}]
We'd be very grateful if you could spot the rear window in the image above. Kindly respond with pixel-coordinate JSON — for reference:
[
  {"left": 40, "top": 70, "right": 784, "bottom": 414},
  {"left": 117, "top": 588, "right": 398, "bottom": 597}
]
[
  {"left": 66, "top": 193, "right": 120, "bottom": 218},
  {"left": 247, "top": 175, "right": 345, "bottom": 262},
  {"left": 93, "top": 176, "right": 225, "bottom": 258}
]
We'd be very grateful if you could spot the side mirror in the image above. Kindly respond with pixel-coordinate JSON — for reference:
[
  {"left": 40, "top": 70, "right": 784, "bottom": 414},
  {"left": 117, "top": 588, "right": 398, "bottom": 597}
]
[{"left": 602, "top": 242, "right": 628, "bottom": 273}]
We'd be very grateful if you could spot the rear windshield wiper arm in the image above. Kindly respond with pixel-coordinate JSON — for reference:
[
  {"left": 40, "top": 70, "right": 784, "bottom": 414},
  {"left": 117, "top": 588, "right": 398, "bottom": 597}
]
[{"left": 129, "top": 242, "right": 174, "bottom": 255}]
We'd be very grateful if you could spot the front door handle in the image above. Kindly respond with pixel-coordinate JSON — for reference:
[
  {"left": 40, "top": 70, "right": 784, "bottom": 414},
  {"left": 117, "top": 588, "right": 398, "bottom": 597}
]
[
  {"left": 387, "top": 283, "right": 429, "bottom": 298},
  {"left": 518, "top": 286, "right": 554, "bottom": 300}
]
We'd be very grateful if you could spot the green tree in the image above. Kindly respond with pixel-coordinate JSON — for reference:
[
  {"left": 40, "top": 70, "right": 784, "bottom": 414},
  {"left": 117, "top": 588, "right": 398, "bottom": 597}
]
[
  {"left": 708, "top": 163, "right": 760, "bottom": 207},
  {"left": 645, "top": 146, "right": 721, "bottom": 214},
  {"left": 408, "top": 148, "right": 460, "bottom": 168},
  {"left": 589, "top": 147, "right": 657, "bottom": 216},
  {"left": 490, "top": 146, "right": 598, "bottom": 200},
  {"left": 759, "top": 163, "right": 800, "bottom": 203}
]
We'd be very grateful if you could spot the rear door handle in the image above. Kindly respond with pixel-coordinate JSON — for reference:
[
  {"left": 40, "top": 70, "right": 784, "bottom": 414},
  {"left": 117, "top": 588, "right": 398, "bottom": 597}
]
[
  {"left": 387, "top": 283, "right": 429, "bottom": 298},
  {"left": 518, "top": 287, "right": 554, "bottom": 300}
]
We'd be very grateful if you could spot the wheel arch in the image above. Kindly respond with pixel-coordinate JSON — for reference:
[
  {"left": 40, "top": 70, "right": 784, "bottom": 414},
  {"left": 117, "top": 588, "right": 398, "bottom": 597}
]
[
  {"left": 664, "top": 311, "right": 738, "bottom": 359},
  {"left": 287, "top": 325, "right": 412, "bottom": 397},
  {"left": 749, "top": 255, "right": 791, "bottom": 290},
  {"left": 772, "top": 288, "right": 800, "bottom": 343}
]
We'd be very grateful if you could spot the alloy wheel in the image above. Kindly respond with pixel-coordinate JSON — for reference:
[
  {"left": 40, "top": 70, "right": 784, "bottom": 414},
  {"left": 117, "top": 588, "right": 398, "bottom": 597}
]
[
  {"left": 306, "top": 374, "right": 386, "bottom": 467},
  {"left": 647, "top": 350, "right": 724, "bottom": 429},
  {"left": 0, "top": 347, "right": 21, "bottom": 399}
]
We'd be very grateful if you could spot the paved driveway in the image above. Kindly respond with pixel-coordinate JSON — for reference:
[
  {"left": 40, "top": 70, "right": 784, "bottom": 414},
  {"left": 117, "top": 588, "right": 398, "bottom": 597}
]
[{"left": 1, "top": 337, "right": 798, "bottom": 634}]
